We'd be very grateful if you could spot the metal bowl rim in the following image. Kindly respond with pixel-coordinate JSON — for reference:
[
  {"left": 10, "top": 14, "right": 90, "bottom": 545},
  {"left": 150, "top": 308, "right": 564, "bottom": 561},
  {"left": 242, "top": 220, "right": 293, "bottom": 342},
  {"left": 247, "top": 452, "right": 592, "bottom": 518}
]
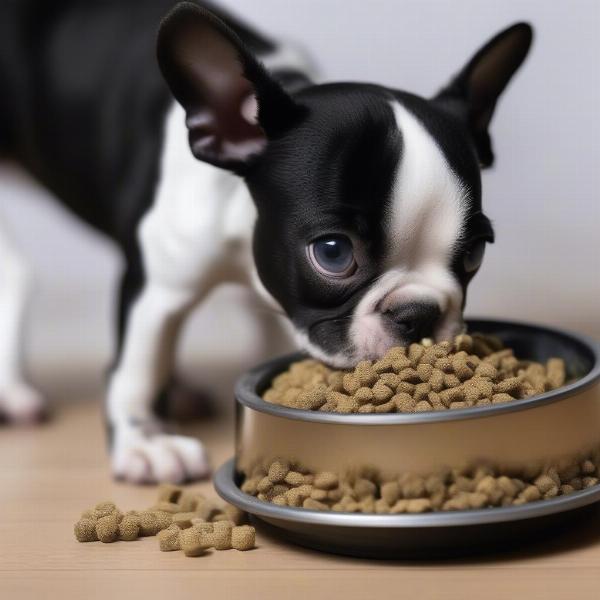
[
  {"left": 235, "top": 318, "right": 600, "bottom": 425},
  {"left": 215, "top": 458, "right": 600, "bottom": 528}
]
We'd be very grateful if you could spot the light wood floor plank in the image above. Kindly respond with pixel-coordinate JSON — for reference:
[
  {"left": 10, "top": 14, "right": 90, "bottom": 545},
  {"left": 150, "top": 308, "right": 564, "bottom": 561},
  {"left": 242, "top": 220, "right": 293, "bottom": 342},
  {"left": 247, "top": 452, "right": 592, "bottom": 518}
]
[{"left": 1, "top": 400, "right": 599, "bottom": 599}]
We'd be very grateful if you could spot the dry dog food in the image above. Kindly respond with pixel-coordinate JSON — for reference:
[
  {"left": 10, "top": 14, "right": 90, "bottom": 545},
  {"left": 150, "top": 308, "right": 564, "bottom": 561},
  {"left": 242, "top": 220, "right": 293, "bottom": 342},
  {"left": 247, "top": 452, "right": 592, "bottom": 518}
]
[
  {"left": 74, "top": 485, "right": 255, "bottom": 555},
  {"left": 231, "top": 525, "right": 256, "bottom": 550},
  {"left": 242, "top": 451, "right": 600, "bottom": 513},
  {"left": 262, "top": 334, "right": 568, "bottom": 413},
  {"left": 157, "top": 524, "right": 182, "bottom": 551}
]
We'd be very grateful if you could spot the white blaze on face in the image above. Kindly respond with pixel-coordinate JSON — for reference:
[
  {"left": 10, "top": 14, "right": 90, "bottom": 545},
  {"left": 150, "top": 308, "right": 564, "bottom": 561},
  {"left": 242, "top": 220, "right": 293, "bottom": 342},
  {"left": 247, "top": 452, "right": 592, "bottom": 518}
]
[{"left": 348, "top": 101, "right": 469, "bottom": 362}]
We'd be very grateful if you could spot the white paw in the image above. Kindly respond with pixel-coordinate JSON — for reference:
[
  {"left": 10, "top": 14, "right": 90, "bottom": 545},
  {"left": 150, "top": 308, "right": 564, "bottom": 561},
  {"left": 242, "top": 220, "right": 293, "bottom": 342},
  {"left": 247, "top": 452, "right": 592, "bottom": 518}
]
[
  {"left": 111, "top": 428, "right": 211, "bottom": 484},
  {"left": 0, "top": 382, "right": 47, "bottom": 424}
]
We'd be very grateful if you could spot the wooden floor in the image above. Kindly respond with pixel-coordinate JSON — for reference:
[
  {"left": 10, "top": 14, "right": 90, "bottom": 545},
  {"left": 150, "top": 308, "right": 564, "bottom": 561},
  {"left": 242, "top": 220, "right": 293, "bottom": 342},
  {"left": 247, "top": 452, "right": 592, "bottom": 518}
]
[{"left": 2, "top": 399, "right": 600, "bottom": 600}]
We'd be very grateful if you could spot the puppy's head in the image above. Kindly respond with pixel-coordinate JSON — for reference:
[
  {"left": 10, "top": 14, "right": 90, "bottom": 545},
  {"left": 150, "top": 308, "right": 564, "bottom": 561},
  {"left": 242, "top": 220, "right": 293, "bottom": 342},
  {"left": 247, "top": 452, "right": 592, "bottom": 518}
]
[{"left": 158, "top": 4, "right": 532, "bottom": 367}]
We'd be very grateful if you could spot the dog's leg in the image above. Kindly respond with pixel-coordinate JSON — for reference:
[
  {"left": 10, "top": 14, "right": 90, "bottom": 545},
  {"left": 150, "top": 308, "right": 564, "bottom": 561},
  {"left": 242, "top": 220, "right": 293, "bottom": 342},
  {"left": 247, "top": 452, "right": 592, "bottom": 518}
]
[
  {"left": 107, "top": 280, "right": 212, "bottom": 484},
  {"left": 107, "top": 218, "right": 219, "bottom": 484},
  {"left": 0, "top": 218, "right": 46, "bottom": 423}
]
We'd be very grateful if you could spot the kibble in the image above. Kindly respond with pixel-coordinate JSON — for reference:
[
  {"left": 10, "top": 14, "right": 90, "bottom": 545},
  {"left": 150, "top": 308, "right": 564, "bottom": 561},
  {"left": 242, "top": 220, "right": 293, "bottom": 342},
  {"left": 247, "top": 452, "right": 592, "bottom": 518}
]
[
  {"left": 172, "top": 511, "right": 198, "bottom": 529},
  {"left": 180, "top": 492, "right": 204, "bottom": 513},
  {"left": 314, "top": 472, "right": 338, "bottom": 490},
  {"left": 180, "top": 525, "right": 212, "bottom": 557},
  {"left": 151, "top": 501, "right": 180, "bottom": 514},
  {"left": 189, "top": 515, "right": 209, "bottom": 527},
  {"left": 138, "top": 511, "right": 161, "bottom": 536},
  {"left": 210, "top": 521, "right": 233, "bottom": 550},
  {"left": 118, "top": 514, "right": 140, "bottom": 541},
  {"left": 157, "top": 524, "right": 181, "bottom": 551},
  {"left": 74, "top": 487, "right": 253, "bottom": 559},
  {"left": 96, "top": 514, "right": 119, "bottom": 543},
  {"left": 94, "top": 501, "right": 117, "bottom": 518},
  {"left": 74, "top": 518, "right": 98, "bottom": 542},
  {"left": 262, "top": 334, "right": 568, "bottom": 414},
  {"left": 157, "top": 484, "right": 184, "bottom": 504},
  {"left": 245, "top": 449, "right": 600, "bottom": 514},
  {"left": 268, "top": 459, "right": 290, "bottom": 483},
  {"left": 80, "top": 509, "right": 97, "bottom": 520},
  {"left": 231, "top": 525, "right": 256, "bottom": 551}
]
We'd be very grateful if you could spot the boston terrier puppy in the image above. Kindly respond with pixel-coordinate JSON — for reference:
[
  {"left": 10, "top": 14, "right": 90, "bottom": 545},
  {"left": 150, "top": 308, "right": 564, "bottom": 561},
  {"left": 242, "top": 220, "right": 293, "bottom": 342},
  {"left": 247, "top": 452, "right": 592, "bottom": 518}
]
[{"left": 0, "top": 1, "right": 532, "bottom": 483}]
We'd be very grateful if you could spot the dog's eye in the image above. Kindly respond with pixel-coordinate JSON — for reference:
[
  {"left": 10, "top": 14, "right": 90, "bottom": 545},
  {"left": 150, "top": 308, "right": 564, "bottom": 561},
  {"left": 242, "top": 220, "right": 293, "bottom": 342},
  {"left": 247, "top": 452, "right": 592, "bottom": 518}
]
[
  {"left": 309, "top": 235, "right": 356, "bottom": 277},
  {"left": 463, "top": 240, "right": 486, "bottom": 273}
]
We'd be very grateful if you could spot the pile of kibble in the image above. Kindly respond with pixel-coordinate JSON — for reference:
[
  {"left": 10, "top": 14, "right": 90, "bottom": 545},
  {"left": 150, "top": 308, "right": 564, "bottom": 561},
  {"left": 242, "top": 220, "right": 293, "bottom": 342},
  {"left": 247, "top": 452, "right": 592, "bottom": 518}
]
[
  {"left": 74, "top": 485, "right": 255, "bottom": 556},
  {"left": 262, "top": 333, "right": 567, "bottom": 413},
  {"left": 242, "top": 452, "right": 600, "bottom": 513}
]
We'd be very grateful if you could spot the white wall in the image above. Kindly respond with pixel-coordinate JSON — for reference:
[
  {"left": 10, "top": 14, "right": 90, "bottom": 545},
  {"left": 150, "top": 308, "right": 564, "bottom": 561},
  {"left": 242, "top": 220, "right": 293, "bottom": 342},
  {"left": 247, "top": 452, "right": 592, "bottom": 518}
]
[{"left": 0, "top": 0, "right": 598, "bottom": 393}]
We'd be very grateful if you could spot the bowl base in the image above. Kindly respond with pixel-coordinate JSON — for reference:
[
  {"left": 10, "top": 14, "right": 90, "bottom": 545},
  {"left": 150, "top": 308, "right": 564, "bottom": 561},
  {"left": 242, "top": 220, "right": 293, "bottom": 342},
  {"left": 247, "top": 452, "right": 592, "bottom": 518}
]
[
  {"left": 215, "top": 458, "right": 600, "bottom": 559},
  {"left": 253, "top": 504, "right": 600, "bottom": 559}
]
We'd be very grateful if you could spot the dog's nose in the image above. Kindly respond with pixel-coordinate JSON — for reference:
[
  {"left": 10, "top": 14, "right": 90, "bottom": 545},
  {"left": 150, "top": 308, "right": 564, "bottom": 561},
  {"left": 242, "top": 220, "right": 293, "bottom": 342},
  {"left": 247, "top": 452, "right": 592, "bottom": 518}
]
[{"left": 382, "top": 301, "right": 441, "bottom": 342}]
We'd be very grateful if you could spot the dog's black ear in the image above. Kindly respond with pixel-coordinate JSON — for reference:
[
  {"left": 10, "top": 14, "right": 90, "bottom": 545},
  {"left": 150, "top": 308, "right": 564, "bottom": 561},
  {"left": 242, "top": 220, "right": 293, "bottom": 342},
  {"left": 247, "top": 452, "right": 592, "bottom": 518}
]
[
  {"left": 433, "top": 23, "right": 533, "bottom": 168},
  {"left": 157, "top": 2, "right": 304, "bottom": 173}
]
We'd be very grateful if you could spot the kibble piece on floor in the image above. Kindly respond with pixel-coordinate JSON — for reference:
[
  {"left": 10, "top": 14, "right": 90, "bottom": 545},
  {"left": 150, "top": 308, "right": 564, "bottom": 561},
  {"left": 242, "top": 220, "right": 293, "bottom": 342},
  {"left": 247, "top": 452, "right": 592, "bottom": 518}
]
[
  {"left": 172, "top": 512, "right": 198, "bottom": 529},
  {"left": 151, "top": 502, "right": 181, "bottom": 514},
  {"left": 178, "top": 492, "right": 202, "bottom": 513},
  {"left": 157, "top": 484, "right": 184, "bottom": 504},
  {"left": 195, "top": 499, "right": 221, "bottom": 522},
  {"left": 211, "top": 521, "right": 233, "bottom": 550},
  {"left": 138, "top": 511, "right": 161, "bottom": 536},
  {"left": 157, "top": 524, "right": 181, "bottom": 552},
  {"left": 211, "top": 512, "right": 231, "bottom": 522},
  {"left": 180, "top": 526, "right": 212, "bottom": 557},
  {"left": 96, "top": 515, "right": 119, "bottom": 543},
  {"left": 94, "top": 501, "right": 117, "bottom": 518},
  {"left": 153, "top": 511, "right": 173, "bottom": 531},
  {"left": 190, "top": 520, "right": 214, "bottom": 533},
  {"left": 74, "top": 518, "right": 98, "bottom": 542},
  {"left": 80, "top": 509, "right": 97, "bottom": 521},
  {"left": 118, "top": 514, "right": 140, "bottom": 541},
  {"left": 231, "top": 525, "right": 256, "bottom": 551}
]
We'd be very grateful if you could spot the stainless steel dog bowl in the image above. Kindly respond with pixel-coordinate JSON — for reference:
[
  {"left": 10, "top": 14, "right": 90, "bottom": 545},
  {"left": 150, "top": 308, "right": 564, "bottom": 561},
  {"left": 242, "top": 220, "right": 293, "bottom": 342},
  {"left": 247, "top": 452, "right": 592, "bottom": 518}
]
[{"left": 215, "top": 319, "right": 600, "bottom": 557}]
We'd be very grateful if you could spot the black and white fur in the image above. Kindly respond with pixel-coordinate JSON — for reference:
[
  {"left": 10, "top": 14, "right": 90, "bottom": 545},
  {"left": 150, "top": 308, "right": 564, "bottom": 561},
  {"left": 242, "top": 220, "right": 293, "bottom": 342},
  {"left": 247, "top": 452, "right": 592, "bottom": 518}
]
[{"left": 0, "top": 1, "right": 532, "bottom": 483}]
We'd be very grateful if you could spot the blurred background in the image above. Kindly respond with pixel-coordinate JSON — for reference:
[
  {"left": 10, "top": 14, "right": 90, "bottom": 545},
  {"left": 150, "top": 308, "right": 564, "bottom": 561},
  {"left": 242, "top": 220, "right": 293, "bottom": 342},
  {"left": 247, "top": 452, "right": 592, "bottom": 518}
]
[{"left": 0, "top": 0, "right": 598, "bottom": 401}]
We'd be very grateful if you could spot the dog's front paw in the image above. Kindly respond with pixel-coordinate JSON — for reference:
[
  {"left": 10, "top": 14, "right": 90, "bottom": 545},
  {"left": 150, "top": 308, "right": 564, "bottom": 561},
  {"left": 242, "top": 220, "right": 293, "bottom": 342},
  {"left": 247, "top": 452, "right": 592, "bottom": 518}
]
[
  {"left": 0, "top": 382, "right": 47, "bottom": 424},
  {"left": 111, "top": 427, "right": 210, "bottom": 484}
]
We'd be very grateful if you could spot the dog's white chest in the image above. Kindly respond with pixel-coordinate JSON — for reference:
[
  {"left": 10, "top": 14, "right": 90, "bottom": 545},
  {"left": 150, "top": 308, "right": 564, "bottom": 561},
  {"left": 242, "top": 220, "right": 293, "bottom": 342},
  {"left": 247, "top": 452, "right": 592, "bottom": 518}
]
[{"left": 139, "top": 103, "right": 256, "bottom": 289}]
